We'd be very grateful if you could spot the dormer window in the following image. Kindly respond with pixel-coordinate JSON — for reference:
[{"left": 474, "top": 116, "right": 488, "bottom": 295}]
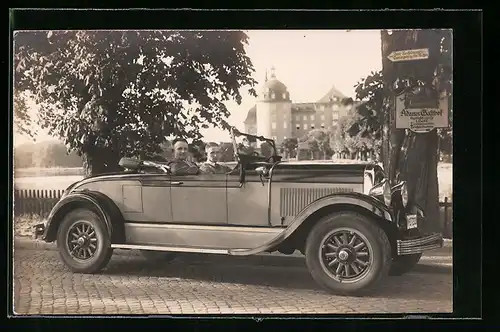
[{"left": 282, "top": 92, "right": 287, "bottom": 99}]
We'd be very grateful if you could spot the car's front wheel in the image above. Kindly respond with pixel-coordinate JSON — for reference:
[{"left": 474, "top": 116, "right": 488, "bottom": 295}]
[
  {"left": 305, "top": 211, "right": 392, "bottom": 296},
  {"left": 389, "top": 253, "right": 422, "bottom": 276},
  {"left": 56, "top": 208, "right": 113, "bottom": 273}
]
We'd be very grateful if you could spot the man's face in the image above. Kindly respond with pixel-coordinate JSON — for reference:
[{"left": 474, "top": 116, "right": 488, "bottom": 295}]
[
  {"left": 206, "top": 147, "right": 221, "bottom": 163},
  {"left": 173, "top": 141, "right": 189, "bottom": 160}
]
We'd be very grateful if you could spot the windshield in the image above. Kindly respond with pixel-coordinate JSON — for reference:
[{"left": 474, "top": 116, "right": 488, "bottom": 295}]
[{"left": 230, "top": 128, "right": 278, "bottom": 160}]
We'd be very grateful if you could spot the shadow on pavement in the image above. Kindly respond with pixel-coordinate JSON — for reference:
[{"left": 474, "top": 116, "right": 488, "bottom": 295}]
[{"left": 102, "top": 254, "right": 452, "bottom": 300}]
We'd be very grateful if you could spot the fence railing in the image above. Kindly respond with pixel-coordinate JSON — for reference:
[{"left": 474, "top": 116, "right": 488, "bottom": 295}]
[
  {"left": 13, "top": 188, "right": 453, "bottom": 238},
  {"left": 14, "top": 189, "right": 65, "bottom": 217}
]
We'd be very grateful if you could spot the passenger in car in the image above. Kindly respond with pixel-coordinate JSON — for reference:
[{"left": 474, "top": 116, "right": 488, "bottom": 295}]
[
  {"left": 168, "top": 138, "right": 200, "bottom": 175},
  {"left": 200, "top": 145, "right": 232, "bottom": 174}
]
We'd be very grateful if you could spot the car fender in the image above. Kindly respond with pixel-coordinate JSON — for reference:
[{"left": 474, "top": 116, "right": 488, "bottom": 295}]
[
  {"left": 229, "top": 192, "right": 394, "bottom": 256},
  {"left": 43, "top": 190, "right": 126, "bottom": 243}
]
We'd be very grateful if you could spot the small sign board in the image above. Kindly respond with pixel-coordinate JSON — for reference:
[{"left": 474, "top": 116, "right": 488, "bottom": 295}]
[
  {"left": 395, "top": 93, "right": 449, "bottom": 133},
  {"left": 387, "top": 48, "right": 429, "bottom": 62}
]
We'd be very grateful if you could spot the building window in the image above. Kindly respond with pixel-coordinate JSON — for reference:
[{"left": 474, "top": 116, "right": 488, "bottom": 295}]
[
  {"left": 283, "top": 122, "right": 287, "bottom": 128},
  {"left": 296, "top": 125, "right": 300, "bottom": 130},
  {"left": 303, "top": 124, "right": 308, "bottom": 130},
  {"left": 332, "top": 112, "right": 339, "bottom": 120},
  {"left": 282, "top": 92, "right": 287, "bottom": 99},
  {"left": 310, "top": 115, "right": 315, "bottom": 121},
  {"left": 272, "top": 122, "right": 276, "bottom": 129},
  {"left": 321, "top": 105, "right": 326, "bottom": 111},
  {"left": 321, "top": 125, "right": 325, "bottom": 129},
  {"left": 321, "top": 114, "right": 325, "bottom": 120},
  {"left": 333, "top": 104, "right": 339, "bottom": 110},
  {"left": 321, "top": 122, "right": 325, "bottom": 128},
  {"left": 311, "top": 125, "right": 315, "bottom": 129},
  {"left": 303, "top": 115, "right": 307, "bottom": 121},
  {"left": 271, "top": 92, "right": 275, "bottom": 99}
]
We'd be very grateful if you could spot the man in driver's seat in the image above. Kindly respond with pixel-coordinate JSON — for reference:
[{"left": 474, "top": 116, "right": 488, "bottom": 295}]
[
  {"left": 200, "top": 145, "right": 232, "bottom": 174},
  {"left": 168, "top": 138, "right": 199, "bottom": 175}
]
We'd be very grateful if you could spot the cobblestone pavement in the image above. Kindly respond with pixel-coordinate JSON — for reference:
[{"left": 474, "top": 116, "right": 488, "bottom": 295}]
[{"left": 13, "top": 248, "right": 453, "bottom": 315}]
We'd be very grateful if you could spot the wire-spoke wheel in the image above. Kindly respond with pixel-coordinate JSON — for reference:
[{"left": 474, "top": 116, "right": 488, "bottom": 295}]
[
  {"left": 67, "top": 221, "right": 99, "bottom": 261},
  {"left": 57, "top": 208, "right": 113, "bottom": 273},
  {"left": 319, "top": 228, "right": 373, "bottom": 283},
  {"left": 305, "top": 211, "right": 392, "bottom": 295}
]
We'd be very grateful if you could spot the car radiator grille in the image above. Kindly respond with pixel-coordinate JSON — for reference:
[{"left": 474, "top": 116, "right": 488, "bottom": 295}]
[{"left": 280, "top": 187, "right": 354, "bottom": 217}]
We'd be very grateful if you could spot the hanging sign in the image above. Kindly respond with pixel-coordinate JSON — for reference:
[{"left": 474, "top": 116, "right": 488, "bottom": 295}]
[{"left": 395, "top": 92, "right": 449, "bottom": 133}]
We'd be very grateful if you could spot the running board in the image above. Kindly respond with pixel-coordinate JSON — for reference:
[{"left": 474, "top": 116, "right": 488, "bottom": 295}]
[{"left": 111, "top": 244, "right": 234, "bottom": 255}]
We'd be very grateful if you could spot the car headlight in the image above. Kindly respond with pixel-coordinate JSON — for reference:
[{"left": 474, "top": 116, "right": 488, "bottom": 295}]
[
  {"left": 368, "top": 179, "right": 392, "bottom": 206},
  {"left": 401, "top": 181, "right": 409, "bottom": 207}
]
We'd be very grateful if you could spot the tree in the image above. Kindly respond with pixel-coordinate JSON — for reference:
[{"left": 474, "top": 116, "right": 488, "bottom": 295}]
[
  {"left": 260, "top": 142, "right": 272, "bottom": 158},
  {"left": 306, "top": 129, "right": 331, "bottom": 160},
  {"left": 14, "top": 30, "right": 257, "bottom": 176},
  {"left": 379, "top": 29, "right": 452, "bottom": 233},
  {"left": 219, "top": 142, "right": 235, "bottom": 162},
  {"left": 282, "top": 137, "right": 298, "bottom": 159},
  {"left": 13, "top": 90, "right": 35, "bottom": 139}
]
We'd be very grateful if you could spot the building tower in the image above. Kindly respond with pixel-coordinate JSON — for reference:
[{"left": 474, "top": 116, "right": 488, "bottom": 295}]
[{"left": 255, "top": 67, "right": 292, "bottom": 146}]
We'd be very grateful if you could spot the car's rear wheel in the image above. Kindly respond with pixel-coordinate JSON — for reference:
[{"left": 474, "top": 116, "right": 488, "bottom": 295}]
[
  {"left": 140, "top": 250, "right": 176, "bottom": 263},
  {"left": 305, "top": 211, "right": 392, "bottom": 296},
  {"left": 56, "top": 208, "right": 113, "bottom": 273},
  {"left": 389, "top": 253, "right": 422, "bottom": 276}
]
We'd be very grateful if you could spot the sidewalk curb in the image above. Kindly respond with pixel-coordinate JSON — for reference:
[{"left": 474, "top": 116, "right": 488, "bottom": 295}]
[{"left": 13, "top": 236, "right": 452, "bottom": 274}]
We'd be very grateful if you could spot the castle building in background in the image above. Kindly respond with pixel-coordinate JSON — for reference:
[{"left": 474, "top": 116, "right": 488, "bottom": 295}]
[{"left": 244, "top": 67, "right": 359, "bottom": 146}]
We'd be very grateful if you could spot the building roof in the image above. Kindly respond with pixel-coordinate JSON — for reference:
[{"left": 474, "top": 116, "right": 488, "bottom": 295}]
[
  {"left": 317, "top": 85, "right": 347, "bottom": 103},
  {"left": 260, "top": 68, "right": 290, "bottom": 102},
  {"left": 244, "top": 105, "right": 257, "bottom": 124}
]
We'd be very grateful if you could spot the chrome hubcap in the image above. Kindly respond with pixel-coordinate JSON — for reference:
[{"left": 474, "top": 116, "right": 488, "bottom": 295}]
[{"left": 338, "top": 249, "right": 349, "bottom": 261}]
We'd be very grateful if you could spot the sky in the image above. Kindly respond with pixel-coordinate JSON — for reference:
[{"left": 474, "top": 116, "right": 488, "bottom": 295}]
[{"left": 13, "top": 29, "right": 383, "bottom": 146}]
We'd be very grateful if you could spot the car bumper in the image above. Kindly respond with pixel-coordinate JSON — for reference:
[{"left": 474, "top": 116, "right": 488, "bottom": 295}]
[{"left": 396, "top": 232, "right": 444, "bottom": 256}]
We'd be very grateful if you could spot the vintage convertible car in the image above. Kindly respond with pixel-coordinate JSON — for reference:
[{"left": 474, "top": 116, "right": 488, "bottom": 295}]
[{"left": 33, "top": 128, "right": 443, "bottom": 295}]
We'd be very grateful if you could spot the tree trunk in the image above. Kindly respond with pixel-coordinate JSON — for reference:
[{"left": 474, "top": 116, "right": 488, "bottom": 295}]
[
  {"left": 380, "top": 29, "right": 441, "bottom": 233},
  {"left": 82, "top": 146, "right": 121, "bottom": 178}
]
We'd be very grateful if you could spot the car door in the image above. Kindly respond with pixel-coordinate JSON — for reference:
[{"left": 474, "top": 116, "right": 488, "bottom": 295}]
[
  {"left": 170, "top": 173, "right": 228, "bottom": 225},
  {"left": 138, "top": 174, "right": 174, "bottom": 223},
  {"left": 226, "top": 165, "right": 270, "bottom": 227}
]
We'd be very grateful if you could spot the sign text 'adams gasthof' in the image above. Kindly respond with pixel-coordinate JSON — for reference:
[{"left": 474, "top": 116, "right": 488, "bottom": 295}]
[{"left": 395, "top": 94, "right": 449, "bottom": 133}]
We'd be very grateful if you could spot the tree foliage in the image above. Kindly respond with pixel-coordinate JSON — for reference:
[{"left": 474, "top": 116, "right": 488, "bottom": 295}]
[
  {"left": 281, "top": 137, "right": 298, "bottom": 159},
  {"left": 14, "top": 30, "right": 257, "bottom": 176},
  {"left": 13, "top": 90, "right": 35, "bottom": 138}
]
